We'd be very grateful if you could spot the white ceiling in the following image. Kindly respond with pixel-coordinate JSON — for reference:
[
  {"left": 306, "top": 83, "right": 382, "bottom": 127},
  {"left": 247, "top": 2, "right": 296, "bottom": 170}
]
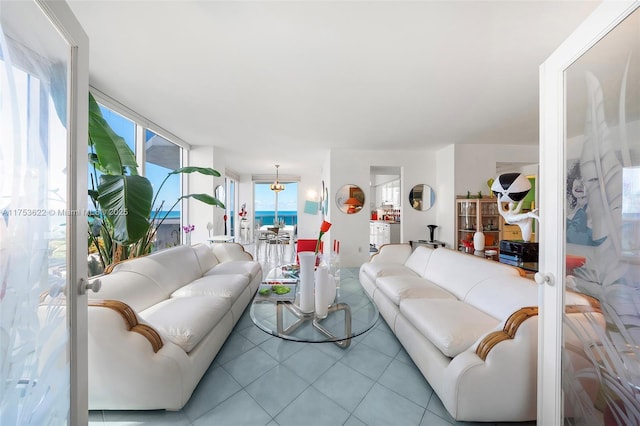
[{"left": 67, "top": 0, "right": 601, "bottom": 176}]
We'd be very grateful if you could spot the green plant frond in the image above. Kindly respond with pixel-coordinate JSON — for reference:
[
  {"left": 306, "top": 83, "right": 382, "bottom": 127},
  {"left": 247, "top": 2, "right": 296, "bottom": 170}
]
[
  {"left": 170, "top": 166, "right": 221, "bottom": 177},
  {"left": 179, "top": 193, "right": 225, "bottom": 209},
  {"left": 97, "top": 175, "right": 153, "bottom": 245},
  {"left": 89, "top": 93, "right": 139, "bottom": 176}
]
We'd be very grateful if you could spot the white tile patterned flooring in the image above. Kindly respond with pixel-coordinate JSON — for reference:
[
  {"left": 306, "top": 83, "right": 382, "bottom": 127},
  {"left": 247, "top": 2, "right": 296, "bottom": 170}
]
[{"left": 88, "top": 242, "right": 536, "bottom": 426}]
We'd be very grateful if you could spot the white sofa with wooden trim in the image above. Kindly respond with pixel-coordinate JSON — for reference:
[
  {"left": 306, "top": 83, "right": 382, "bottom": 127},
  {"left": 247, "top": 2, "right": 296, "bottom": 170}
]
[
  {"left": 359, "top": 244, "right": 600, "bottom": 422},
  {"left": 86, "top": 243, "right": 261, "bottom": 411}
]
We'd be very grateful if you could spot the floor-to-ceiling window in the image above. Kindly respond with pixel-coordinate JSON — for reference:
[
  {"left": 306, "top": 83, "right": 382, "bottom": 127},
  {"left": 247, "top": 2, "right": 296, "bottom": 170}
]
[
  {"left": 145, "top": 130, "right": 182, "bottom": 249},
  {"left": 88, "top": 96, "right": 187, "bottom": 271},
  {"left": 254, "top": 182, "right": 298, "bottom": 227}
]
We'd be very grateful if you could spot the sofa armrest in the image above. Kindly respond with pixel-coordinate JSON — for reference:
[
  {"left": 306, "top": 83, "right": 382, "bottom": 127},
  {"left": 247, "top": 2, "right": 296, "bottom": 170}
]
[
  {"left": 210, "top": 242, "right": 253, "bottom": 262},
  {"left": 475, "top": 299, "right": 602, "bottom": 361},
  {"left": 89, "top": 299, "right": 163, "bottom": 353},
  {"left": 370, "top": 243, "right": 412, "bottom": 264},
  {"left": 475, "top": 307, "right": 538, "bottom": 361}
]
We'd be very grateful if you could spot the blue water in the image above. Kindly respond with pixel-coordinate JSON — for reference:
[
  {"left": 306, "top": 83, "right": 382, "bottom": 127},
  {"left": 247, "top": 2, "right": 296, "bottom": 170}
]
[
  {"left": 152, "top": 210, "right": 297, "bottom": 225},
  {"left": 255, "top": 210, "right": 297, "bottom": 226},
  {"left": 158, "top": 210, "right": 180, "bottom": 219}
]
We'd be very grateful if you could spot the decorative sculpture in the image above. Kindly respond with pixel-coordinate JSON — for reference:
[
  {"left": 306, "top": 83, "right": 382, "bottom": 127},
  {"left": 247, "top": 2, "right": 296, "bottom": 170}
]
[{"left": 491, "top": 173, "right": 539, "bottom": 242}]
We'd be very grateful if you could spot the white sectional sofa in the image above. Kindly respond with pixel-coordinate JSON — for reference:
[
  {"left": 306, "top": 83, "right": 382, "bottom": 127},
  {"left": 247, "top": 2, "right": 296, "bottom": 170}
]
[
  {"left": 359, "top": 244, "right": 601, "bottom": 422},
  {"left": 86, "top": 243, "right": 261, "bottom": 411}
]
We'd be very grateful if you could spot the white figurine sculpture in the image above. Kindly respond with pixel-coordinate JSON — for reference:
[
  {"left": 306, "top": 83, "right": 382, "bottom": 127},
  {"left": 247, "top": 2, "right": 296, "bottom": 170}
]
[{"left": 491, "top": 173, "right": 539, "bottom": 242}]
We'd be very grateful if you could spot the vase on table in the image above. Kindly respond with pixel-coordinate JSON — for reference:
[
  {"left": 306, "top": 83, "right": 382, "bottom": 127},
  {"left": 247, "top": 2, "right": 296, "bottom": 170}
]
[
  {"left": 473, "top": 231, "right": 485, "bottom": 252},
  {"left": 297, "top": 252, "right": 315, "bottom": 314},
  {"left": 314, "top": 263, "right": 336, "bottom": 319},
  {"left": 185, "top": 233, "right": 191, "bottom": 246}
]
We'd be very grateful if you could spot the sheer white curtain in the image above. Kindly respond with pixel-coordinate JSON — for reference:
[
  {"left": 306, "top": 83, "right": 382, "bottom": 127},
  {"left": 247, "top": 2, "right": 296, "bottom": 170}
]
[{"left": 0, "top": 13, "right": 70, "bottom": 424}]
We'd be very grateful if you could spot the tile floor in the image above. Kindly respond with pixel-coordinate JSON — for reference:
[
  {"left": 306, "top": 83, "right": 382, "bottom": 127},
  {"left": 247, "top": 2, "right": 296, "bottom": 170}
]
[{"left": 88, "top": 242, "right": 536, "bottom": 426}]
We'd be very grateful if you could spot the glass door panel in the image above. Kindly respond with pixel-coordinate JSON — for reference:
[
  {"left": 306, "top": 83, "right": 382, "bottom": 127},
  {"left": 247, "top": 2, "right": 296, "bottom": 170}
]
[
  {"left": 1, "top": 1, "right": 88, "bottom": 424},
  {"left": 563, "top": 8, "right": 640, "bottom": 425}
]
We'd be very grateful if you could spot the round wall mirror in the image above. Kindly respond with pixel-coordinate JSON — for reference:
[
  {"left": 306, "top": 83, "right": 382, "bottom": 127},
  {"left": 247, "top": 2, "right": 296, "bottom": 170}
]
[
  {"left": 214, "top": 184, "right": 225, "bottom": 205},
  {"left": 336, "top": 184, "right": 365, "bottom": 214},
  {"left": 409, "top": 184, "right": 435, "bottom": 211}
]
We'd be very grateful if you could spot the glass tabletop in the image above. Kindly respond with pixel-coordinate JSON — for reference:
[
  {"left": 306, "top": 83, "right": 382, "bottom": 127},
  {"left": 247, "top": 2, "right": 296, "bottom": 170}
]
[{"left": 250, "top": 264, "right": 379, "bottom": 348}]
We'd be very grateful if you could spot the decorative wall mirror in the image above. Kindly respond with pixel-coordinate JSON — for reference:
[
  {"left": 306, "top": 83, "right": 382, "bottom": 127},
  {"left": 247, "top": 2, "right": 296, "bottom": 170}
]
[
  {"left": 409, "top": 184, "right": 435, "bottom": 211},
  {"left": 214, "top": 184, "right": 225, "bottom": 205},
  {"left": 336, "top": 184, "right": 365, "bottom": 214}
]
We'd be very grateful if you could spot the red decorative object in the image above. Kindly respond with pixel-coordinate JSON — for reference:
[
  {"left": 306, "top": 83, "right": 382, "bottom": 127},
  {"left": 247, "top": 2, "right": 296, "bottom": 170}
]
[
  {"left": 566, "top": 255, "right": 586, "bottom": 275},
  {"left": 315, "top": 220, "right": 332, "bottom": 254},
  {"left": 462, "top": 240, "right": 473, "bottom": 249}
]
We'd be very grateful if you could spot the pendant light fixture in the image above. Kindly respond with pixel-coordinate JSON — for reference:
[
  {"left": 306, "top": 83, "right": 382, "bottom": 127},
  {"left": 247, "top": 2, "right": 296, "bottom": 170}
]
[{"left": 270, "top": 164, "right": 285, "bottom": 192}]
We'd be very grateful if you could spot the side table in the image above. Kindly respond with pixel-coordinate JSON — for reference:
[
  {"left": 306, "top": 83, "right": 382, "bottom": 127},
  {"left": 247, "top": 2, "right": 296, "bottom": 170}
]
[{"left": 410, "top": 240, "right": 446, "bottom": 250}]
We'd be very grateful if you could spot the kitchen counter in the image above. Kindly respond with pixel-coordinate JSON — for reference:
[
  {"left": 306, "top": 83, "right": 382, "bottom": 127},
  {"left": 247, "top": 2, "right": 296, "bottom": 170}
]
[{"left": 370, "top": 221, "right": 400, "bottom": 247}]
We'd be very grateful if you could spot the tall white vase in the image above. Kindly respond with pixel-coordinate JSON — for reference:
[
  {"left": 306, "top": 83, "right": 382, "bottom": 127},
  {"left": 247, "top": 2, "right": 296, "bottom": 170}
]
[
  {"left": 315, "top": 264, "right": 330, "bottom": 319},
  {"left": 473, "top": 231, "right": 485, "bottom": 251},
  {"left": 297, "top": 252, "right": 315, "bottom": 314}
]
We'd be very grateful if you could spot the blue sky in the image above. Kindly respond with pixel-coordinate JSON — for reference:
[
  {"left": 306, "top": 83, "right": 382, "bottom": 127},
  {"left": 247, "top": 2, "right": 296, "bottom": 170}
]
[
  {"left": 254, "top": 183, "right": 298, "bottom": 211},
  {"left": 98, "top": 107, "right": 180, "bottom": 211}
]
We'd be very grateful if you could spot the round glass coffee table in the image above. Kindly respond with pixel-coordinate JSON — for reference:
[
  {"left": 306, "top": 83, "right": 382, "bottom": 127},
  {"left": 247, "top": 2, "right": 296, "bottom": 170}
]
[{"left": 250, "top": 265, "right": 379, "bottom": 348}]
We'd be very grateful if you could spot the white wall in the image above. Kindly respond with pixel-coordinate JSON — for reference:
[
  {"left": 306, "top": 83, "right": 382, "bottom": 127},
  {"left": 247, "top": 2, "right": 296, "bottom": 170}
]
[
  {"left": 434, "top": 143, "right": 539, "bottom": 248},
  {"left": 294, "top": 157, "right": 325, "bottom": 240},
  {"left": 187, "top": 143, "right": 538, "bottom": 265},
  {"left": 187, "top": 145, "right": 218, "bottom": 245},
  {"left": 454, "top": 144, "right": 539, "bottom": 196},
  {"left": 330, "top": 149, "right": 436, "bottom": 267},
  {"left": 435, "top": 145, "right": 456, "bottom": 247}
]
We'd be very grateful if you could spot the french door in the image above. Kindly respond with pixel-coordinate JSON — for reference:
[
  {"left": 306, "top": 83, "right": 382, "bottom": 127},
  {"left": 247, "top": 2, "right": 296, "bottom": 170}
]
[
  {"left": 539, "top": 1, "right": 640, "bottom": 424},
  {"left": 0, "top": 1, "right": 88, "bottom": 424}
]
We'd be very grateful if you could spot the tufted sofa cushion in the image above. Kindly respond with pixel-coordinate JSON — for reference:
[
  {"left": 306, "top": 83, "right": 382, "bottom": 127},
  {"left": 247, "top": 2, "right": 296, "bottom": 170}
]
[
  {"left": 360, "top": 262, "right": 418, "bottom": 282},
  {"left": 464, "top": 275, "right": 539, "bottom": 319},
  {"left": 172, "top": 274, "right": 249, "bottom": 301},
  {"left": 140, "top": 296, "right": 230, "bottom": 353},
  {"left": 192, "top": 242, "right": 220, "bottom": 274},
  {"left": 107, "top": 245, "right": 203, "bottom": 298},
  {"left": 424, "top": 248, "right": 521, "bottom": 300},
  {"left": 403, "top": 246, "right": 434, "bottom": 276},
  {"left": 204, "top": 261, "right": 261, "bottom": 282},
  {"left": 376, "top": 275, "right": 456, "bottom": 305},
  {"left": 400, "top": 298, "right": 500, "bottom": 358},
  {"left": 89, "top": 270, "right": 164, "bottom": 312}
]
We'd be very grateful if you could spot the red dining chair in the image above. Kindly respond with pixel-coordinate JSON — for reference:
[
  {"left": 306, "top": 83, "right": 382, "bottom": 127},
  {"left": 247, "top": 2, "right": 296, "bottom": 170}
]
[{"left": 296, "top": 239, "right": 323, "bottom": 265}]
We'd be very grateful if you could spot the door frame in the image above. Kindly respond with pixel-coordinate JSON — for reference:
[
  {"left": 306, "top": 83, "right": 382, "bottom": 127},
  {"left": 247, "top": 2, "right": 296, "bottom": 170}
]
[
  {"left": 35, "top": 1, "right": 90, "bottom": 423},
  {"left": 538, "top": 1, "right": 640, "bottom": 424}
]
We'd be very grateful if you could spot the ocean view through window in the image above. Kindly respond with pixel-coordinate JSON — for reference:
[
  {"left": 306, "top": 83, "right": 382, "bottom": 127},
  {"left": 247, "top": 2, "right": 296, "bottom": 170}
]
[{"left": 254, "top": 182, "right": 298, "bottom": 226}]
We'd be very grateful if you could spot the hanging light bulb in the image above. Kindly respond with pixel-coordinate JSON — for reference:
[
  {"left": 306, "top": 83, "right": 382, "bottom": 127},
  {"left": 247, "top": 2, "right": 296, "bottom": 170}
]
[{"left": 270, "top": 164, "right": 285, "bottom": 192}]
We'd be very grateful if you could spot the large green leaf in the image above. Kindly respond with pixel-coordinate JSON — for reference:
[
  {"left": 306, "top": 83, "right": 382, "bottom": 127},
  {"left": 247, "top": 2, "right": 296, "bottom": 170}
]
[
  {"left": 170, "top": 166, "right": 221, "bottom": 177},
  {"left": 98, "top": 175, "right": 153, "bottom": 245},
  {"left": 89, "top": 93, "right": 139, "bottom": 175},
  {"left": 179, "top": 193, "right": 225, "bottom": 209}
]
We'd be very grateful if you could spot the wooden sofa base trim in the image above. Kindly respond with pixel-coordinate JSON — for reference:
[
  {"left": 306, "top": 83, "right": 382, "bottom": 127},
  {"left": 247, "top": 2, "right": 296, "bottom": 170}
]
[
  {"left": 475, "top": 303, "right": 603, "bottom": 361},
  {"left": 89, "top": 300, "right": 163, "bottom": 353}
]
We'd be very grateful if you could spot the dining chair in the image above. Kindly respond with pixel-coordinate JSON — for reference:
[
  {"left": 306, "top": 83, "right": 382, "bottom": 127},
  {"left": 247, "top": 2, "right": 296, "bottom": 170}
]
[
  {"left": 256, "top": 229, "right": 277, "bottom": 261},
  {"left": 266, "top": 227, "right": 288, "bottom": 263},
  {"left": 295, "top": 239, "right": 323, "bottom": 265}
]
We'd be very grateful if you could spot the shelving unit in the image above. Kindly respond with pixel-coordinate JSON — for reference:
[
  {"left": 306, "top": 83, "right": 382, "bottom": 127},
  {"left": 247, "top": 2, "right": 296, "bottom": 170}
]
[{"left": 455, "top": 198, "right": 501, "bottom": 251}]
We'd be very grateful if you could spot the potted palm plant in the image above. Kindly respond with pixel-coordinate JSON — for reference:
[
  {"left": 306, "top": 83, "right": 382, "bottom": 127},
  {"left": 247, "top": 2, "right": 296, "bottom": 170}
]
[{"left": 87, "top": 93, "right": 223, "bottom": 274}]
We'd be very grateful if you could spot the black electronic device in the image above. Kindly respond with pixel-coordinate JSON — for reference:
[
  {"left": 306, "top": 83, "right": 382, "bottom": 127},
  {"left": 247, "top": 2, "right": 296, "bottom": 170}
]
[{"left": 499, "top": 240, "right": 539, "bottom": 266}]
